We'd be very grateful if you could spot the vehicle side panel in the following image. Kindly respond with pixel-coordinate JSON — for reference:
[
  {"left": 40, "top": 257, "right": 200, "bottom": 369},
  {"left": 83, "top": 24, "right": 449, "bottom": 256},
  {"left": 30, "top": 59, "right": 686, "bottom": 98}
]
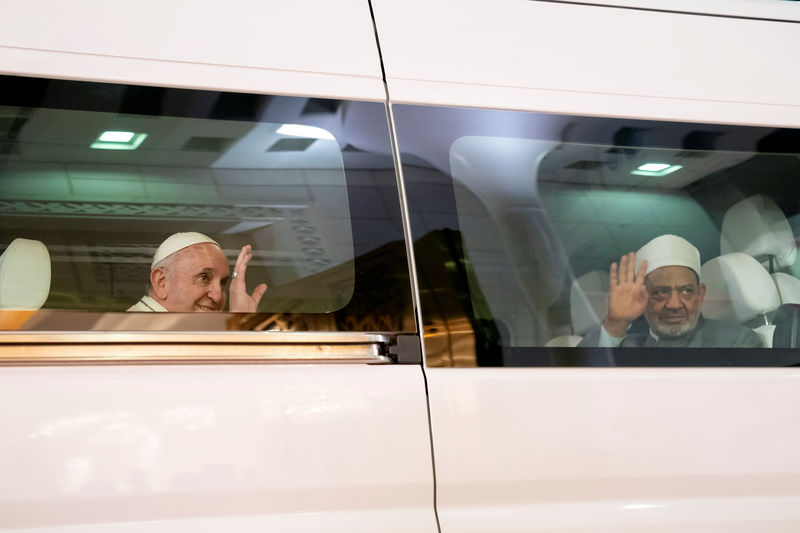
[
  {"left": 372, "top": 0, "right": 800, "bottom": 126},
  {"left": 0, "top": 0, "right": 385, "bottom": 100},
  {"left": 426, "top": 367, "right": 800, "bottom": 531},
  {"left": 0, "top": 364, "right": 436, "bottom": 532}
]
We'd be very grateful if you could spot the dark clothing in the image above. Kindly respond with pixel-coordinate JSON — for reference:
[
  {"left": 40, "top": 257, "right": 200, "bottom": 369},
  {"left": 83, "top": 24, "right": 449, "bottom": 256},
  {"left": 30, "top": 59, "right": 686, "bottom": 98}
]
[{"left": 579, "top": 316, "right": 763, "bottom": 348}]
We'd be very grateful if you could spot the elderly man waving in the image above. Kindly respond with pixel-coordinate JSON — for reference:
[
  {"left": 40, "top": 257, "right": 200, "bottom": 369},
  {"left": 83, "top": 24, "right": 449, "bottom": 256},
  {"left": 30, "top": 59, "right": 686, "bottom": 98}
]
[
  {"left": 580, "top": 234, "right": 761, "bottom": 348},
  {"left": 128, "top": 232, "right": 267, "bottom": 313}
]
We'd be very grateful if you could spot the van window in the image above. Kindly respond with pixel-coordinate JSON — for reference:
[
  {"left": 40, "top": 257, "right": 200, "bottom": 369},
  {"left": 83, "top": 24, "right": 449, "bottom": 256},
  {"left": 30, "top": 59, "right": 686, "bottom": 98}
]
[
  {"left": 395, "top": 104, "right": 800, "bottom": 366},
  {"left": 0, "top": 76, "right": 414, "bottom": 333}
]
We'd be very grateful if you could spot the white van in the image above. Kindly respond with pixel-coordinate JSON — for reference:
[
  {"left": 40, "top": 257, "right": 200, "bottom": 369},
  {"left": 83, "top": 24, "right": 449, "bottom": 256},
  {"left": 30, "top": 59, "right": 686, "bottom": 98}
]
[{"left": 2, "top": 1, "right": 800, "bottom": 531}]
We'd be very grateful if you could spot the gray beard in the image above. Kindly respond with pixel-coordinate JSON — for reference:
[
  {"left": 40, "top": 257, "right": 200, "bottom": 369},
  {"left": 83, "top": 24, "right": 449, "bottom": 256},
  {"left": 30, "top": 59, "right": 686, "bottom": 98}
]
[{"left": 650, "top": 318, "right": 697, "bottom": 339}]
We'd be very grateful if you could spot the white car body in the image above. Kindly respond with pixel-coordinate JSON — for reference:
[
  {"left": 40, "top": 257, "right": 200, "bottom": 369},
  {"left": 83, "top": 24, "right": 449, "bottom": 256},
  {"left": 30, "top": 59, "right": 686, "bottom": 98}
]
[{"left": 1, "top": 1, "right": 800, "bottom": 531}]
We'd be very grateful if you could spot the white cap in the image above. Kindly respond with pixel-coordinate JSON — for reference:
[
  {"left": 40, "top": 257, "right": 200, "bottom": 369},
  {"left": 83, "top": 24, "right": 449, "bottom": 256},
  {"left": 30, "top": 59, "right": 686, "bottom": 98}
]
[
  {"left": 636, "top": 234, "right": 701, "bottom": 279},
  {"left": 151, "top": 232, "right": 220, "bottom": 269}
]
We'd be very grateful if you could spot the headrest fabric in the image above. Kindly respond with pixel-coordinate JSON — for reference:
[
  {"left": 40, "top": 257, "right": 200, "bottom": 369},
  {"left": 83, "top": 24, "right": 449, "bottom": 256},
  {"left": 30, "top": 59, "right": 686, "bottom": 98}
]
[
  {"left": 772, "top": 272, "right": 800, "bottom": 305},
  {"left": 701, "top": 252, "right": 780, "bottom": 322},
  {"left": 721, "top": 195, "right": 796, "bottom": 269},
  {"left": 0, "top": 238, "right": 51, "bottom": 310}
]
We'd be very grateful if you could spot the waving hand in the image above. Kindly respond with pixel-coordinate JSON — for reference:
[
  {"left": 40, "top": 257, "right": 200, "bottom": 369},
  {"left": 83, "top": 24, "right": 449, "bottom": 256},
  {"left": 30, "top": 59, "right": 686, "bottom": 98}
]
[
  {"left": 229, "top": 245, "right": 268, "bottom": 312},
  {"left": 603, "top": 252, "right": 648, "bottom": 337}
]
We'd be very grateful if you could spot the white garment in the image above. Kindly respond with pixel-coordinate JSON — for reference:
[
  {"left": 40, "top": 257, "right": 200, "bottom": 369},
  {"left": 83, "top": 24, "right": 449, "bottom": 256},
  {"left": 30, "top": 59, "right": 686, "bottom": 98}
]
[{"left": 127, "top": 295, "right": 168, "bottom": 312}]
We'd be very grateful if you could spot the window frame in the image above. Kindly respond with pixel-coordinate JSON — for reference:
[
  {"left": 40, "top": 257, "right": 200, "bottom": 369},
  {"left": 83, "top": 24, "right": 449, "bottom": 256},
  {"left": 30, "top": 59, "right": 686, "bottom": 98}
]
[
  {"left": 392, "top": 102, "right": 800, "bottom": 367},
  {"left": 0, "top": 75, "right": 416, "bottom": 362}
]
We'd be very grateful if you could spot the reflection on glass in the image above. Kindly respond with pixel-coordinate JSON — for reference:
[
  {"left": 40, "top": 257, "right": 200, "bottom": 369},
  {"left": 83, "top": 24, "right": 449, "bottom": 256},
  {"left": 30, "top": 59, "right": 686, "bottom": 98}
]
[
  {"left": 449, "top": 137, "right": 800, "bottom": 352},
  {"left": 0, "top": 106, "right": 353, "bottom": 316},
  {"left": 0, "top": 77, "right": 414, "bottom": 337}
]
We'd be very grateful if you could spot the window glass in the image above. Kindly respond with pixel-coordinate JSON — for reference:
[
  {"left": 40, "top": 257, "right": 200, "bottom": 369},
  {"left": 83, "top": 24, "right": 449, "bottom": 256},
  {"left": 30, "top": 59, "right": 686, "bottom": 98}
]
[
  {"left": 395, "top": 104, "right": 800, "bottom": 366},
  {"left": 0, "top": 76, "right": 414, "bottom": 333}
]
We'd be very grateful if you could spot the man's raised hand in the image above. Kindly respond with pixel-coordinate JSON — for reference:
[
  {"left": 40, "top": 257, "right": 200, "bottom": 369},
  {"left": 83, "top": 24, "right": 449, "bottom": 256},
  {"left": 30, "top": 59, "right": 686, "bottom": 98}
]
[
  {"left": 603, "top": 252, "right": 648, "bottom": 337},
  {"left": 229, "top": 244, "right": 268, "bottom": 313}
]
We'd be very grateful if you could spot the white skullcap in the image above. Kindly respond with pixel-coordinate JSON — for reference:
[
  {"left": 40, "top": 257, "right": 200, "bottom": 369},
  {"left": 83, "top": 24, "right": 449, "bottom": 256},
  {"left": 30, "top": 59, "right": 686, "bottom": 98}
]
[
  {"left": 635, "top": 234, "right": 701, "bottom": 279},
  {"left": 151, "top": 232, "right": 220, "bottom": 269}
]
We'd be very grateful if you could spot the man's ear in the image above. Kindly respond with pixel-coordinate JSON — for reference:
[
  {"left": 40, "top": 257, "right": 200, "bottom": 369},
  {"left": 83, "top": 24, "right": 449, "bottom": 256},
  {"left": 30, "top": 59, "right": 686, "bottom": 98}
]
[
  {"left": 150, "top": 268, "right": 169, "bottom": 300},
  {"left": 698, "top": 283, "right": 706, "bottom": 304}
]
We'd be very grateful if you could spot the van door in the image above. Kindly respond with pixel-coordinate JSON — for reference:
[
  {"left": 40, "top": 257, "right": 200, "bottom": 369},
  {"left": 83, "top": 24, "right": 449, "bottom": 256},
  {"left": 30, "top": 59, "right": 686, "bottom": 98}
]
[
  {"left": 392, "top": 102, "right": 800, "bottom": 531},
  {"left": 0, "top": 1, "right": 436, "bottom": 530},
  {"left": 373, "top": 0, "right": 800, "bottom": 530}
]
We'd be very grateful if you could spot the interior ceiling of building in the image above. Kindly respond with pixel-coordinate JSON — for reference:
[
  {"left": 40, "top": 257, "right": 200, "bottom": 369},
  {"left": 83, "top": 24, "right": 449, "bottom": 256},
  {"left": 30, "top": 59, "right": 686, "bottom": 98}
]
[
  {"left": 0, "top": 106, "right": 345, "bottom": 168},
  {"left": 538, "top": 142, "right": 753, "bottom": 189},
  {"left": 0, "top": 104, "right": 363, "bottom": 309}
]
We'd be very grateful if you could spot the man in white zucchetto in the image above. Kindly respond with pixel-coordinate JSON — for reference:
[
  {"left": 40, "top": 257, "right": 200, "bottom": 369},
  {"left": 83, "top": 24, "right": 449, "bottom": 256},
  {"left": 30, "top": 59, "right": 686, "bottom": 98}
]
[
  {"left": 580, "top": 234, "right": 761, "bottom": 348},
  {"left": 127, "top": 232, "right": 267, "bottom": 313}
]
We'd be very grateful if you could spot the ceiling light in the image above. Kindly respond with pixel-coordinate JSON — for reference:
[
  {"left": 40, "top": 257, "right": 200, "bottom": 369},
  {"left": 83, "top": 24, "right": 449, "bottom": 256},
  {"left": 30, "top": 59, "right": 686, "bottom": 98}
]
[
  {"left": 638, "top": 163, "right": 671, "bottom": 172},
  {"left": 99, "top": 131, "right": 135, "bottom": 143},
  {"left": 631, "top": 163, "right": 683, "bottom": 177},
  {"left": 91, "top": 131, "right": 148, "bottom": 150},
  {"left": 276, "top": 124, "right": 334, "bottom": 140}
]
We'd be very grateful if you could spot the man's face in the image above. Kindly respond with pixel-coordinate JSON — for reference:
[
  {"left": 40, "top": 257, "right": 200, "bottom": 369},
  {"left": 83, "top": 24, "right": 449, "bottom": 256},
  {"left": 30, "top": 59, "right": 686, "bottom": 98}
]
[
  {"left": 161, "top": 243, "right": 230, "bottom": 312},
  {"left": 644, "top": 265, "right": 705, "bottom": 338}
]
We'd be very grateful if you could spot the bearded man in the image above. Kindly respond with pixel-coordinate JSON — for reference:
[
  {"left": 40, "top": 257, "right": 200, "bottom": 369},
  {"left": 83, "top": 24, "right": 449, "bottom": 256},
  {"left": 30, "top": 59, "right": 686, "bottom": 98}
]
[{"left": 580, "top": 234, "right": 761, "bottom": 348}]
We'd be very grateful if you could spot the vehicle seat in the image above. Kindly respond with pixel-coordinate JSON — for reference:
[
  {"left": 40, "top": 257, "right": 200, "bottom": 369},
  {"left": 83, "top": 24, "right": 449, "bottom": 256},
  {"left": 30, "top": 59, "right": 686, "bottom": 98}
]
[
  {"left": 720, "top": 194, "right": 796, "bottom": 270},
  {"left": 0, "top": 238, "right": 51, "bottom": 310},
  {"left": 720, "top": 194, "right": 800, "bottom": 305},
  {"left": 771, "top": 272, "right": 800, "bottom": 305},
  {"left": 546, "top": 270, "right": 609, "bottom": 347},
  {"left": 701, "top": 252, "right": 781, "bottom": 347},
  {"left": 771, "top": 304, "right": 800, "bottom": 348}
]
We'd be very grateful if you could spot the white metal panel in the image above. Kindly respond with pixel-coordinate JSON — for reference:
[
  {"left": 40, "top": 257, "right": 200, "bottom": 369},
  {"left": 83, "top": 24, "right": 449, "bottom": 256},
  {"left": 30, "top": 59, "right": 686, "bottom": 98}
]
[
  {"left": 564, "top": 0, "right": 800, "bottom": 22},
  {"left": 426, "top": 367, "right": 800, "bottom": 531},
  {"left": 0, "top": 0, "right": 385, "bottom": 100},
  {"left": 372, "top": 0, "right": 800, "bottom": 126},
  {"left": 0, "top": 364, "right": 436, "bottom": 532}
]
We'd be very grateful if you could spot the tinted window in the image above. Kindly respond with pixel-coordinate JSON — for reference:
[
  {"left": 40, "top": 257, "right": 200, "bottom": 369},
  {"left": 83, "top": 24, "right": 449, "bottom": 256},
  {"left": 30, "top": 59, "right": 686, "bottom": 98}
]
[
  {"left": 395, "top": 104, "right": 800, "bottom": 366},
  {"left": 0, "top": 76, "right": 414, "bottom": 333}
]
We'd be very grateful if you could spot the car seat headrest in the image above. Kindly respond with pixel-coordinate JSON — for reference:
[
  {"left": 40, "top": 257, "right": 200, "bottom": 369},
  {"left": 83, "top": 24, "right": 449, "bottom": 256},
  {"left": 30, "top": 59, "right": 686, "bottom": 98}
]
[
  {"left": 0, "top": 238, "right": 51, "bottom": 310},
  {"left": 772, "top": 272, "right": 800, "bottom": 305},
  {"left": 720, "top": 195, "right": 796, "bottom": 270},
  {"left": 701, "top": 252, "right": 780, "bottom": 322}
]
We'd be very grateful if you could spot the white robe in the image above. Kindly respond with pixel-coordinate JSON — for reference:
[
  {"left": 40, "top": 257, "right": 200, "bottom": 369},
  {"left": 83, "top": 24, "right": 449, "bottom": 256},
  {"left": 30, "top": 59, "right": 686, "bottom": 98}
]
[{"left": 126, "top": 295, "right": 168, "bottom": 312}]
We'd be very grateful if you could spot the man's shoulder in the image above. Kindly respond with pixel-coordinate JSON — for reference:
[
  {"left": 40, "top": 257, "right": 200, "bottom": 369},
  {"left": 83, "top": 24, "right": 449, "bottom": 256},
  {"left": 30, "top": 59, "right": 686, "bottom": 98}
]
[
  {"left": 702, "top": 318, "right": 752, "bottom": 331},
  {"left": 701, "top": 318, "right": 751, "bottom": 333},
  {"left": 697, "top": 318, "right": 763, "bottom": 347},
  {"left": 127, "top": 295, "right": 167, "bottom": 312}
]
